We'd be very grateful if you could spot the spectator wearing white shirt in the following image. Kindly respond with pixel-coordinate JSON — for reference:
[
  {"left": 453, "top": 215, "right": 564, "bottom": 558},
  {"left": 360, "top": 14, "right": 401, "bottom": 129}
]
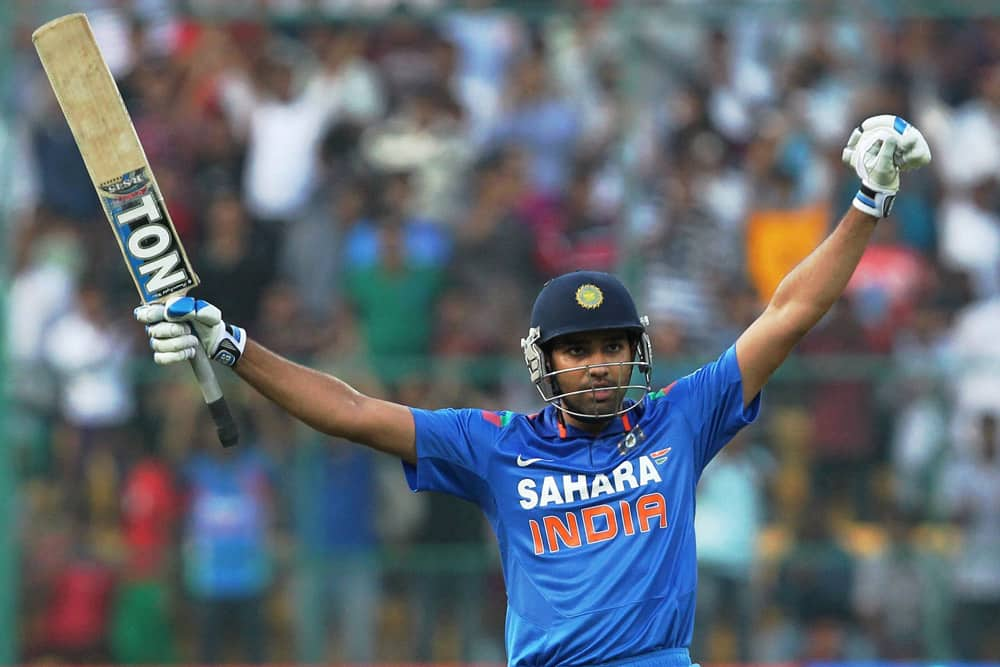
[
  {"left": 947, "top": 294, "right": 1000, "bottom": 453},
  {"left": 938, "top": 172, "right": 1000, "bottom": 298},
  {"left": 223, "top": 34, "right": 383, "bottom": 224},
  {"left": 939, "top": 412, "right": 1000, "bottom": 660},
  {"left": 42, "top": 279, "right": 136, "bottom": 519},
  {"left": 43, "top": 281, "right": 134, "bottom": 431}
]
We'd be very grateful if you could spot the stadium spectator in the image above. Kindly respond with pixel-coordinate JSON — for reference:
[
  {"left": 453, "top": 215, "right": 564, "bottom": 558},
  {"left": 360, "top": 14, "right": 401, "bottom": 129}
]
[
  {"left": 947, "top": 289, "right": 1000, "bottom": 454},
  {"left": 120, "top": 441, "right": 180, "bottom": 577},
  {"left": 773, "top": 501, "right": 859, "bottom": 660},
  {"left": 844, "top": 220, "right": 931, "bottom": 352},
  {"left": 439, "top": 0, "right": 524, "bottom": 138},
  {"left": 341, "top": 172, "right": 450, "bottom": 390},
  {"left": 486, "top": 42, "right": 582, "bottom": 194},
  {"left": 939, "top": 412, "right": 1000, "bottom": 660},
  {"left": 292, "top": 432, "right": 382, "bottom": 663},
  {"left": 33, "top": 520, "right": 116, "bottom": 664},
  {"left": 28, "top": 98, "right": 99, "bottom": 222},
  {"left": 108, "top": 570, "right": 178, "bottom": 665},
  {"left": 528, "top": 156, "right": 619, "bottom": 277},
  {"left": 852, "top": 506, "right": 951, "bottom": 660},
  {"left": 369, "top": 15, "right": 444, "bottom": 105},
  {"left": 221, "top": 35, "right": 340, "bottom": 223},
  {"left": 887, "top": 297, "right": 952, "bottom": 514},
  {"left": 443, "top": 149, "right": 539, "bottom": 363},
  {"left": 362, "top": 85, "right": 473, "bottom": 226},
  {"left": 693, "top": 427, "right": 773, "bottom": 661},
  {"left": 42, "top": 279, "right": 135, "bottom": 518},
  {"left": 278, "top": 158, "right": 363, "bottom": 324},
  {"left": 307, "top": 23, "right": 386, "bottom": 125},
  {"left": 180, "top": 421, "right": 278, "bottom": 665},
  {"left": 938, "top": 172, "right": 1000, "bottom": 300},
  {"left": 8, "top": 226, "right": 83, "bottom": 425}
]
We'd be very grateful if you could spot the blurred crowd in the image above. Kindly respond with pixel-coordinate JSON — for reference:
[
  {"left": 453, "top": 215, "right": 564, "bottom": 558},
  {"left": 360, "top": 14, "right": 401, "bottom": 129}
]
[{"left": 4, "top": 0, "right": 1000, "bottom": 664}]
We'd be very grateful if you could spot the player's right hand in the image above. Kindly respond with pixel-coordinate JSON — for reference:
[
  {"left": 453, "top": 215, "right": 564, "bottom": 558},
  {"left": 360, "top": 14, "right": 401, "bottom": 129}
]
[{"left": 135, "top": 296, "right": 246, "bottom": 367}]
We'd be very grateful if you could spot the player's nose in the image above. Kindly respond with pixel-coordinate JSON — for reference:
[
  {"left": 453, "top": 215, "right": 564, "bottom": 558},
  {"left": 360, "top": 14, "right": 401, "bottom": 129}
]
[{"left": 587, "top": 361, "right": 610, "bottom": 378}]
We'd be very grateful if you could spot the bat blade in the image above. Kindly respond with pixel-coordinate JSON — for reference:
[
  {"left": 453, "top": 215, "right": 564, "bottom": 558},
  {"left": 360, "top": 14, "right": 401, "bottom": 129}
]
[
  {"left": 32, "top": 13, "right": 196, "bottom": 302},
  {"left": 33, "top": 13, "right": 238, "bottom": 447}
]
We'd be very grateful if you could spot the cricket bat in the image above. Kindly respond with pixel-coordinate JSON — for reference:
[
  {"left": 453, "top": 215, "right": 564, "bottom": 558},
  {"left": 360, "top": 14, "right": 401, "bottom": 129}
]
[{"left": 33, "top": 13, "right": 239, "bottom": 447}]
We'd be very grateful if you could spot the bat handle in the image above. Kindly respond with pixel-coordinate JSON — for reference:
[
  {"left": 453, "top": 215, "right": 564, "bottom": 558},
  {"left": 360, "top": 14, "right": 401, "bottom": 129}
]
[{"left": 189, "top": 345, "right": 239, "bottom": 447}]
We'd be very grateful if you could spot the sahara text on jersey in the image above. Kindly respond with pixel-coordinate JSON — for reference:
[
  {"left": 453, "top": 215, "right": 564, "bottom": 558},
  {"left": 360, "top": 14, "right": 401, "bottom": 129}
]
[{"left": 518, "top": 453, "right": 671, "bottom": 555}]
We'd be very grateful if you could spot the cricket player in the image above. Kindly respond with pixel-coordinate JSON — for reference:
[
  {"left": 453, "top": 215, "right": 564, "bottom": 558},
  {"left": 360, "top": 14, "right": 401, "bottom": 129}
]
[{"left": 136, "top": 115, "right": 929, "bottom": 665}]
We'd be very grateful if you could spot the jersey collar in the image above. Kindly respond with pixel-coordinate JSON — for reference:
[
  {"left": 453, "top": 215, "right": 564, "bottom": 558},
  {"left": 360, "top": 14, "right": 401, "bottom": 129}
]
[{"left": 539, "top": 400, "right": 643, "bottom": 440}]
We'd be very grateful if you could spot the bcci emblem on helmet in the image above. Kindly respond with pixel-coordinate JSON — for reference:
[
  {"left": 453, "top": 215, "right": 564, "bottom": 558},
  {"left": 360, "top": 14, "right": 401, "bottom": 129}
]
[{"left": 575, "top": 284, "right": 604, "bottom": 309}]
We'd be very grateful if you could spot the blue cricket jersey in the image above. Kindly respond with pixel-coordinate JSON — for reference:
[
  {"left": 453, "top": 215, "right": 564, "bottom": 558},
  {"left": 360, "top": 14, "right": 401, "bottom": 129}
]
[{"left": 402, "top": 345, "right": 761, "bottom": 666}]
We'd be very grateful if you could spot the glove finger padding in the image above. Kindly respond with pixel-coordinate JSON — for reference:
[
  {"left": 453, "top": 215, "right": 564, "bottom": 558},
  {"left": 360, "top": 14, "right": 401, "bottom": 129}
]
[
  {"left": 897, "top": 127, "right": 931, "bottom": 171},
  {"left": 150, "top": 332, "right": 201, "bottom": 353},
  {"left": 153, "top": 348, "right": 197, "bottom": 365},
  {"left": 860, "top": 114, "right": 898, "bottom": 132},
  {"left": 870, "top": 135, "right": 900, "bottom": 191},
  {"left": 146, "top": 321, "right": 191, "bottom": 339},
  {"left": 841, "top": 127, "right": 863, "bottom": 164},
  {"left": 134, "top": 303, "right": 166, "bottom": 324},
  {"left": 141, "top": 318, "right": 201, "bottom": 365}
]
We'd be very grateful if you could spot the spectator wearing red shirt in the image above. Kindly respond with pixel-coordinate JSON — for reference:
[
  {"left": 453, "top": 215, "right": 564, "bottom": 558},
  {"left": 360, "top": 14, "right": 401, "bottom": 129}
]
[
  {"left": 35, "top": 522, "right": 116, "bottom": 664},
  {"left": 121, "top": 443, "right": 180, "bottom": 577}
]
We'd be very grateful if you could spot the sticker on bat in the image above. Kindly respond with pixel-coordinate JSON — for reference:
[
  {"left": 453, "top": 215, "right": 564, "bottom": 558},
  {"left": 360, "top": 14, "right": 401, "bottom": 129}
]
[{"left": 99, "top": 167, "right": 196, "bottom": 302}]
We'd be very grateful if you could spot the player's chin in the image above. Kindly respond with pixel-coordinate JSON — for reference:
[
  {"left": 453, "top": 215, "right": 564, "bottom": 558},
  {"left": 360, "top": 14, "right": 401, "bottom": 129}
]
[{"left": 566, "top": 390, "right": 621, "bottom": 415}]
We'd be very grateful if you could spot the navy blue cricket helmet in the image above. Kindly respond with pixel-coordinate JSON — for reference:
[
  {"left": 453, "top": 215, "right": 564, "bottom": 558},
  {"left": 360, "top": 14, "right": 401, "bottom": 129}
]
[{"left": 520, "top": 270, "right": 653, "bottom": 418}]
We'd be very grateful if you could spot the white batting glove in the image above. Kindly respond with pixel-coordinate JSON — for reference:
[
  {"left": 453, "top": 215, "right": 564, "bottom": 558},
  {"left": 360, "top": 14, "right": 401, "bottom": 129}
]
[
  {"left": 842, "top": 114, "right": 931, "bottom": 218},
  {"left": 134, "top": 296, "right": 246, "bottom": 367}
]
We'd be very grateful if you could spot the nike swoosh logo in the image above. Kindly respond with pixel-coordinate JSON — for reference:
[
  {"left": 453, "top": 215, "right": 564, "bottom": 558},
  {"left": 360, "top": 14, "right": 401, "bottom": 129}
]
[{"left": 516, "top": 455, "right": 550, "bottom": 467}]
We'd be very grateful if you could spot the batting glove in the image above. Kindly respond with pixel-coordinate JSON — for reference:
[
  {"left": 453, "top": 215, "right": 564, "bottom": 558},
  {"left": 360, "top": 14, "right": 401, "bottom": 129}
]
[
  {"left": 135, "top": 296, "right": 246, "bottom": 367},
  {"left": 842, "top": 114, "right": 931, "bottom": 218}
]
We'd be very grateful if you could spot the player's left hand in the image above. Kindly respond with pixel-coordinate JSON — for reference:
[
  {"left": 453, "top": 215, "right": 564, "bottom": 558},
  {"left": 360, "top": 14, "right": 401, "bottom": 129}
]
[{"left": 842, "top": 114, "right": 931, "bottom": 218}]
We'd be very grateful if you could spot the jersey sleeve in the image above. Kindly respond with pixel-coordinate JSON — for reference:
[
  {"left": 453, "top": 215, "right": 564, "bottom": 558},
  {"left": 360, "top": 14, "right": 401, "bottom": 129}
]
[
  {"left": 401, "top": 408, "right": 498, "bottom": 506},
  {"left": 667, "top": 344, "right": 761, "bottom": 473}
]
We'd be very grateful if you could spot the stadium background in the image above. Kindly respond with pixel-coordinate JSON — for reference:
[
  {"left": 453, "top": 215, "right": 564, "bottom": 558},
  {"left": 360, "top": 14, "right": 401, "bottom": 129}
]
[{"left": 2, "top": 0, "right": 1000, "bottom": 664}]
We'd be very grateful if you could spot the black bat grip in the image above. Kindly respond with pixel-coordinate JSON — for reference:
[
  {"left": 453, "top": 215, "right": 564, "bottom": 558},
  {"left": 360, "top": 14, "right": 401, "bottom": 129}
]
[
  {"left": 188, "top": 347, "right": 239, "bottom": 447},
  {"left": 208, "top": 396, "right": 239, "bottom": 447}
]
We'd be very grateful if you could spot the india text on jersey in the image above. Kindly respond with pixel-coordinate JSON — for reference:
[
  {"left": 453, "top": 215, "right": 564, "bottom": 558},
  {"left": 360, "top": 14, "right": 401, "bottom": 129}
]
[{"left": 517, "top": 454, "right": 670, "bottom": 555}]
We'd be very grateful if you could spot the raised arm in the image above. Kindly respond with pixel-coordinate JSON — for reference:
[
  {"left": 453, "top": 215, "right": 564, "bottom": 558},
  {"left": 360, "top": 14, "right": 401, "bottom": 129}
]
[
  {"left": 236, "top": 340, "right": 416, "bottom": 462},
  {"left": 736, "top": 206, "right": 876, "bottom": 405},
  {"left": 735, "top": 115, "right": 931, "bottom": 406},
  {"left": 136, "top": 299, "right": 417, "bottom": 464}
]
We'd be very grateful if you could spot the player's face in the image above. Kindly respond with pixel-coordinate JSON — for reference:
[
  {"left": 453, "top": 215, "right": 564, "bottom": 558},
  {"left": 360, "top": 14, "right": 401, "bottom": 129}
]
[{"left": 548, "top": 330, "right": 634, "bottom": 419}]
